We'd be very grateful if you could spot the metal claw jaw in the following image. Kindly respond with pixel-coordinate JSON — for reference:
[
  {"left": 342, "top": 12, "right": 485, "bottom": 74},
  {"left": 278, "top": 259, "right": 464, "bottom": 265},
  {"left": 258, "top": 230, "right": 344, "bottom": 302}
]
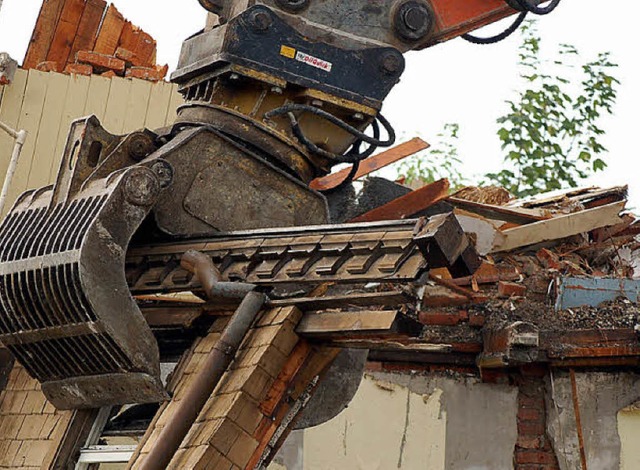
[{"left": 0, "top": 116, "right": 171, "bottom": 409}]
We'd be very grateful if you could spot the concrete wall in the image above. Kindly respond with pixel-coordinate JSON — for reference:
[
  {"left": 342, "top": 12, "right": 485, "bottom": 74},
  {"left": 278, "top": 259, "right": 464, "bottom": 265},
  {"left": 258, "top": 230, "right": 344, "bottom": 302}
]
[
  {"left": 0, "top": 68, "right": 182, "bottom": 217},
  {"left": 273, "top": 372, "right": 519, "bottom": 470},
  {"left": 272, "top": 370, "right": 640, "bottom": 470},
  {"left": 546, "top": 371, "right": 640, "bottom": 470}
]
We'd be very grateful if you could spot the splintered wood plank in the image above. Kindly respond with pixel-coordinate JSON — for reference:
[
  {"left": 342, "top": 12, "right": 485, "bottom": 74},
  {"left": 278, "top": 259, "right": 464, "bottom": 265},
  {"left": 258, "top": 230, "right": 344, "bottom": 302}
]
[
  {"left": 122, "top": 78, "right": 153, "bottom": 132},
  {"left": 68, "top": 0, "right": 108, "bottom": 68},
  {"left": 269, "top": 291, "right": 413, "bottom": 311},
  {"left": 4, "top": 71, "right": 50, "bottom": 208},
  {"left": 310, "top": 137, "right": 430, "bottom": 191},
  {"left": 83, "top": 73, "right": 112, "bottom": 119},
  {"left": 118, "top": 22, "right": 156, "bottom": 67},
  {"left": 94, "top": 4, "right": 126, "bottom": 56},
  {"left": 102, "top": 75, "right": 132, "bottom": 133},
  {"left": 164, "top": 87, "right": 184, "bottom": 126},
  {"left": 350, "top": 178, "right": 450, "bottom": 223},
  {"left": 448, "top": 197, "right": 548, "bottom": 224},
  {"left": 23, "top": 0, "right": 67, "bottom": 69},
  {"left": 0, "top": 70, "right": 28, "bottom": 189},
  {"left": 144, "top": 81, "right": 173, "bottom": 130},
  {"left": 493, "top": 201, "right": 627, "bottom": 253},
  {"left": 26, "top": 72, "right": 70, "bottom": 190},
  {"left": 45, "top": 0, "right": 87, "bottom": 72},
  {"left": 49, "top": 73, "right": 91, "bottom": 184}
]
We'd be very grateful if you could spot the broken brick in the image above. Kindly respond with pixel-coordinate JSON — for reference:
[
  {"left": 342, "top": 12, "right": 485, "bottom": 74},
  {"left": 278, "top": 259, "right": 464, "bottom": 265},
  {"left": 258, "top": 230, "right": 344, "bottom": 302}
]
[
  {"left": 125, "top": 64, "right": 168, "bottom": 82},
  {"left": 498, "top": 281, "right": 527, "bottom": 298},
  {"left": 64, "top": 63, "right": 93, "bottom": 76},
  {"left": 35, "top": 61, "right": 59, "bottom": 72},
  {"left": 418, "top": 311, "right": 463, "bottom": 326},
  {"left": 76, "top": 50, "right": 125, "bottom": 73}
]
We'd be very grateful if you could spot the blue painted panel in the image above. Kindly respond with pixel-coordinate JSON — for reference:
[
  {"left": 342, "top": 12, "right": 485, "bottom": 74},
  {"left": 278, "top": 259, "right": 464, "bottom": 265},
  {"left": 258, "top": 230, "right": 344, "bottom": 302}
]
[{"left": 555, "top": 277, "right": 640, "bottom": 310}]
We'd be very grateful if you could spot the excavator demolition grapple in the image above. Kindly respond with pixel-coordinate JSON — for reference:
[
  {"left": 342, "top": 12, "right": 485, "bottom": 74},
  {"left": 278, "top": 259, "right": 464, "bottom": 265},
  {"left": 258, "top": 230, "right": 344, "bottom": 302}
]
[{"left": 0, "top": 0, "right": 558, "bottom": 459}]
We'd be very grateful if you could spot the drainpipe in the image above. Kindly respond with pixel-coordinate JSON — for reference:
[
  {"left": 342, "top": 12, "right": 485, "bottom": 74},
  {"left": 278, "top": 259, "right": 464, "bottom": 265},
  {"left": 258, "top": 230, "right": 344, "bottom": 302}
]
[
  {"left": 0, "top": 120, "right": 27, "bottom": 215},
  {"left": 139, "top": 250, "right": 267, "bottom": 470}
]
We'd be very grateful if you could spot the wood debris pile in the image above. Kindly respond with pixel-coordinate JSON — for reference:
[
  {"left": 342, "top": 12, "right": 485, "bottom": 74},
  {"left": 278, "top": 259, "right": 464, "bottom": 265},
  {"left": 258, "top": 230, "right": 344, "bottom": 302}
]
[{"left": 23, "top": 0, "right": 168, "bottom": 81}]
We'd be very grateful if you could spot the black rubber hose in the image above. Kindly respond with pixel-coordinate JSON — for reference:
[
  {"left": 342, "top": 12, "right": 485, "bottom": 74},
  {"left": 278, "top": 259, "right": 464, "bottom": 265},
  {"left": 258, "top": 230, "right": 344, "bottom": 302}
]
[
  {"left": 265, "top": 104, "right": 395, "bottom": 148},
  {"left": 462, "top": 11, "right": 528, "bottom": 44},
  {"left": 515, "top": 0, "right": 561, "bottom": 15}
]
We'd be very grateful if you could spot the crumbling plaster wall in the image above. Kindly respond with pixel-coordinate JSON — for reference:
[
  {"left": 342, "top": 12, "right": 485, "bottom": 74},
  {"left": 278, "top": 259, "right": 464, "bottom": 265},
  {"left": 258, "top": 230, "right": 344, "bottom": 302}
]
[
  {"left": 546, "top": 371, "right": 640, "bottom": 470},
  {"left": 272, "top": 371, "right": 519, "bottom": 470}
]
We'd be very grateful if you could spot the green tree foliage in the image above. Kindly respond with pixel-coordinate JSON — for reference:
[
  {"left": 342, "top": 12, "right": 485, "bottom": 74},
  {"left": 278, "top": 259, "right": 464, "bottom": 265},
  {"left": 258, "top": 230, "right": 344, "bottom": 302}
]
[
  {"left": 485, "top": 21, "right": 619, "bottom": 197},
  {"left": 396, "top": 123, "right": 467, "bottom": 190}
]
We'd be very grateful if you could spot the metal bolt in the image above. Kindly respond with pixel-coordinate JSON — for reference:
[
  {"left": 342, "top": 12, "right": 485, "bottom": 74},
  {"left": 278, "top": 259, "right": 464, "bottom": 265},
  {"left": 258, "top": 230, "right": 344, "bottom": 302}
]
[
  {"left": 229, "top": 73, "right": 240, "bottom": 80},
  {"left": 311, "top": 99, "right": 323, "bottom": 108},
  {"left": 353, "top": 113, "right": 365, "bottom": 121},
  {"left": 394, "top": 1, "right": 433, "bottom": 41},
  {"left": 249, "top": 10, "right": 273, "bottom": 31},
  {"left": 380, "top": 51, "right": 404, "bottom": 75},
  {"left": 127, "top": 133, "right": 155, "bottom": 161},
  {"left": 271, "top": 86, "right": 283, "bottom": 95}
]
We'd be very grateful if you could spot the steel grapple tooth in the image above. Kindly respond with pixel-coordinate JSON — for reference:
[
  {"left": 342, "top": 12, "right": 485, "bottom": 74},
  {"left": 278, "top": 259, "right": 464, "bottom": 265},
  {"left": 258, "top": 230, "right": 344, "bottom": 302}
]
[{"left": 0, "top": 124, "right": 167, "bottom": 409}]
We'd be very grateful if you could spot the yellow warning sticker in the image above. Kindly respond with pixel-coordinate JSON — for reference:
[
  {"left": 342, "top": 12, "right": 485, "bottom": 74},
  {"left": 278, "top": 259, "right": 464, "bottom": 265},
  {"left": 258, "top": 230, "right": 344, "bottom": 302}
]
[{"left": 280, "top": 45, "right": 296, "bottom": 59}]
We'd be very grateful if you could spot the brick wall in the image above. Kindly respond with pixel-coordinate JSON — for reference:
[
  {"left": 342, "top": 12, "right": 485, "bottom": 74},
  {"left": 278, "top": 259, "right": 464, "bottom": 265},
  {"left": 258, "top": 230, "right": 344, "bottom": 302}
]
[
  {"left": 514, "top": 367, "right": 560, "bottom": 470},
  {"left": 0, "top": 363, "right": 73, "bottom": 469},
  {"left": 129, "top": 306, "right": 337, "bottom": 470}
]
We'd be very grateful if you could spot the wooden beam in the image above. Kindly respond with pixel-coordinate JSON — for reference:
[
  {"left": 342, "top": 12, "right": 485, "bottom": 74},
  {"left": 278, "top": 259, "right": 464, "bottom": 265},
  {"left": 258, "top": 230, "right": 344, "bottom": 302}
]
[
  {"left": 448, "top": 197, "right": 548, "bottom": 224},
  {"left": 296, "top": 310, "right": 422, "bottom": 340},
  {"left": 94, "top": 4, "right": 126, "bottom": 56},
  {"left": 350, "top": 178, "right": 450, "bottom": 222},
  {"left": 492, "top": 201, "right": 625, "bottom": 253},
  {"left": 45, "top": 0, "right": 87, "bottom": 71},
  {"left": 310, "top": 137, "right": 429, "bottom": 191},
  {"left": 23, "top": 0, "right": 66, "bottom": 69},
  {"left": 269, "top": 291, "right": 413, "bottom": 311},
  {"left": 67, "top": 0, "right": 107, "bottom": 68}
]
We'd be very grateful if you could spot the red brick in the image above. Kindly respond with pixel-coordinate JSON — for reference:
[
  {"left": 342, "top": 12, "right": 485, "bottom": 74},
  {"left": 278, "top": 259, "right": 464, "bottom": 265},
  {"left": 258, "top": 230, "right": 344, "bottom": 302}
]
[
  {"left": 518, "top": 421, "right": 546, "bottom": 436},
  {"left": 35, "top": 61, "right": 59, "bottom": 72},
  {"left": 518, "top": 407, "right": 543, "bottom": 422},
  {"left": 515, "top": 450, "right": 558, "bottom": 465},
  {"left": 469, "top": 313, "right": 486, "bottom": 327},
  {"left": 519, "top": 396, "right": 545, "bottom": 409},
  {"left": 64, "top": 63, "right": 93, "bottom": 76},
  {"left": 115, "top": 47, "right": 136, "bottom": 63},
  {"left": 101, "top": 70, "right": 117, "bottom": 78},
  {"left": 498, "top": 281, "right": 527, "bottom": 298},
  {"left": 76, "top": 50, "right": 125, "bottom": 73},
  {"left": 517, "top": 435, "right": 543, "bottom": 450},
  {"left": 125, "top": 64, "right": 168, "bottom": 82},
  {"left": 418, "top": 311, "right": 462, "bottom": 326}
]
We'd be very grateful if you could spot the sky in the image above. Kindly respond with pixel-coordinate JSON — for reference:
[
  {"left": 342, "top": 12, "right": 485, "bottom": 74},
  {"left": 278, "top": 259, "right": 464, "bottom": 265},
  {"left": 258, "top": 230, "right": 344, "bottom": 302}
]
[{"left": 1, "top": 0, "right": 639, "bottom": 205}]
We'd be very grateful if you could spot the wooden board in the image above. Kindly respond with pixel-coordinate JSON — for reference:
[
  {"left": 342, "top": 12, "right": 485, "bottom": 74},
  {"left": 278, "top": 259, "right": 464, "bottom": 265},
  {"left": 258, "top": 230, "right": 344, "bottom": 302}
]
[
  {"left": 492, "top": 201, "right": 626, "bottom": 253},
  {"left": 310, "top": 137, "right": 429, "bottom": 191},
  {"left": 0, "top": 71, "right": 29, "bottom": 203},
  {"left": 122, "top": 78, "right": 153, "bottom": 132},
  {"left": 102, "top": 75, "right": 132, "bottom": 133},
  {"left": 270, "top": 291, "right": 413, "bottom": 311},
  {"left": 67, "top": 0, "right": 108, "bottom": 68},
  {"left": 93, "top": 4, "right": 126, "bottom": 56},
  {"left": 23, "top": 0, "right": 67, "bottom": 69},
  {"left": 4, "top": 70, "right": 50, "bottom": 208},
  {"left": 26, "top": 72, "right": 70, "bottom": 191},
  {"left": 145, "top": 81, "right": 174, "bottom": 130},
  {"left": 45, "top": 0, "right": 87, "bottom": 71},
  {"left": 350, "top": 178, "right": 450, "bottom": 222},
  {"left": 448, "top": 196, "right": 548, "bottom": 224},
  {"left": 49, "top": 72, "right": 91, "bottom": 183}
]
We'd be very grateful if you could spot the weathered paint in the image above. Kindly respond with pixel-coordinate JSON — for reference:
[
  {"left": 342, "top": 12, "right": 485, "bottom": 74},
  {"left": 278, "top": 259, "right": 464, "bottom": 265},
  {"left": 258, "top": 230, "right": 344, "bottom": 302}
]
[{"left": 555, "top": 276, "right": 640, "bottom": 310}]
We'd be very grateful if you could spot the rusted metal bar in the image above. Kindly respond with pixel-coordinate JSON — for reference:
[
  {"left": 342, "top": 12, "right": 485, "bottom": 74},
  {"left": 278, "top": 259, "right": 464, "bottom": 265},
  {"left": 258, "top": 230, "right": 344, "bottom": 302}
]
[
  {"left": 570, "top": 369, "right": 589, "bottom": 470},
  {"left": 139, "top": 252, "right": 266, "bottom": 470}
]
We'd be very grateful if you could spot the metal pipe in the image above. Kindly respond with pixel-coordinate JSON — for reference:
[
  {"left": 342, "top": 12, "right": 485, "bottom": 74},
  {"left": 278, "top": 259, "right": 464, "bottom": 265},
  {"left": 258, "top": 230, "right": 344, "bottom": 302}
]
[
  {"left": 140, "top": 252, "right": 266, "bottom": 470},
  {"left": 0, "top": 121, "right": 27, "bottom": 215}
]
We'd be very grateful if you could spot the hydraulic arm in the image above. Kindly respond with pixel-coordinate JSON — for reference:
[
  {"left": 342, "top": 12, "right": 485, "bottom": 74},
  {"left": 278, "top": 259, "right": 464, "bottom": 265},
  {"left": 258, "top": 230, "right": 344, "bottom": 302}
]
[{"left": 0, "top": 0, "right": 554, "bottom": 409}]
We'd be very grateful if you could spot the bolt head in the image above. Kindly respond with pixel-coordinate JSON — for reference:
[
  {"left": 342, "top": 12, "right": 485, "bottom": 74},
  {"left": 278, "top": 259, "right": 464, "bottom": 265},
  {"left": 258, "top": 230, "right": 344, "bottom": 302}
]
[
  {"left": 380, "top": 51, "right": 404, "bottom": 75},
  {"left": 394, "top": 1, "right": 433, "bottom": 41},
  {"left": 275, "top": 0, "right": 310, "bottom": 12},
  {"left": 249, "top": 10, "right": 273, "bottom": 31}
]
